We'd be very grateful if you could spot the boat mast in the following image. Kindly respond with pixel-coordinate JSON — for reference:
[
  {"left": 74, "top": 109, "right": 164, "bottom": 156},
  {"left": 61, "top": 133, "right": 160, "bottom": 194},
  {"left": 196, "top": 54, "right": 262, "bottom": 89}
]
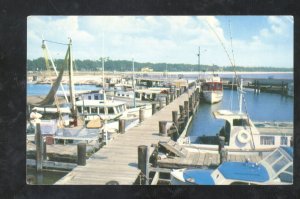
[
  {"left": 68, "top": 38, "right": 76, "bottom": 116},
  {"left": 239, "top": 79, "right": 243, "bottom": 114},
  {"left": 198, "top": 46, "right": 200, "bottom": 79},
  {"left": 132, "top": 58, "right": 136, "bottom": 108}
]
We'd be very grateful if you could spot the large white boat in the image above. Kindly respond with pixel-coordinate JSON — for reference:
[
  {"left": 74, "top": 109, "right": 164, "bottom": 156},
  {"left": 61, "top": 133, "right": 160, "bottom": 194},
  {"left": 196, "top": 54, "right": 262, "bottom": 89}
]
[
  {"left": 201, "top": 75, "right": 223, "bottom": 104},
  {"left": 178, "top": 79, "right": 293, "bottom": 152},
  {"left": 170, "top": 146, "right": 293, "bottom": 185}
]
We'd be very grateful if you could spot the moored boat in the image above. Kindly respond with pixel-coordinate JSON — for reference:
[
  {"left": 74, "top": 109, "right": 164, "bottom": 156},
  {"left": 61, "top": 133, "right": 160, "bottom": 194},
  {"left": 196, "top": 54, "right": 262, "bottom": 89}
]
[
  {"left": 170, "top": 146, "right": 293, "bottom": 185},
  {"left": 201, "top": 74, "right": 223, "bottom": 104}
]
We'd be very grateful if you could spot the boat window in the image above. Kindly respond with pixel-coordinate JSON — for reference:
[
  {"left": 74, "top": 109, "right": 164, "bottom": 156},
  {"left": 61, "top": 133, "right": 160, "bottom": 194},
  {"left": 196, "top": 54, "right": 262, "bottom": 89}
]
[
  {"left": 233, "top": 119, "right": 250, "bottom": 126},
  {"left": 272, "top": 157, "right": 289, "bottom": 173},
  {"left": 84, "top": 107, "right": 90, "bottom": 113},
  {"left": 108, "top": 107, "right": 114, "bottom": 114},
  {"left": 280, "top": 136, "right": 288, "bottom": 145},
  {"left": 115, "top": 106, "right": 120, "bottom": 113},
  {"left": 135, "top": 92, "right": 140, "bottom": 98},
  {"left": 286, "top": 165, "right": 293, "bottom": 173},
  {"left": 91, "top": 107, "right": 97, "bottom": 114},
  {"left": 265, "top": 150, "right": 281, "bottom": 165},
  {"left": 278, "top": 172, "right": 293, "bottom": 183},
  {"left": 88, "top": 96, "right": 91, "bottom": 100},
  {"left": 77, "top": 106, "right": 82, "bottom": 113},
  {"left": 260, "top": 136, "right": 275, "bottom": 145},
  {"left": 94, "top": 95, "right": 99, "bottom": 100},
  {"left": 147, "top": 94, "right": 151, "bottom": 99},
  {"left": 99, "top": 107, "right": 104, "bottom": 114}
]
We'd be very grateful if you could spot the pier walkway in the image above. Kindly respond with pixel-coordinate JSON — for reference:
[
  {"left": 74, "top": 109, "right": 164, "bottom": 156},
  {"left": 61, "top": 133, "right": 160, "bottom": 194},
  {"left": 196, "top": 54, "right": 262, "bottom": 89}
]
[{"left": 55, "top": 91, "right": 192, "bottom": 185}]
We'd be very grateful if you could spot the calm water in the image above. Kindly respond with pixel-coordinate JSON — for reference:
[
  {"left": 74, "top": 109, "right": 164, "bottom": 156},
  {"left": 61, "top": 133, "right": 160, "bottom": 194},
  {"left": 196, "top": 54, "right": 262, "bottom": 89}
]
[
  {"left": 188, "top": 89, "right": 294, "bottom": 137},
  {"left": 27, "top": 84, "right": 100, "bottom": 96},
  {"left": 26, "top": 167, "right": 68, "bottom": 185}
]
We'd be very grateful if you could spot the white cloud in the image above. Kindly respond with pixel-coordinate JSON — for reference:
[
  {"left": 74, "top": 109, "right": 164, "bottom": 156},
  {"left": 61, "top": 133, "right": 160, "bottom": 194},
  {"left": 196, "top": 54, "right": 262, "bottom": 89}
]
[{"left": 27, "top": 16, "right": 293, "bottom": 68}]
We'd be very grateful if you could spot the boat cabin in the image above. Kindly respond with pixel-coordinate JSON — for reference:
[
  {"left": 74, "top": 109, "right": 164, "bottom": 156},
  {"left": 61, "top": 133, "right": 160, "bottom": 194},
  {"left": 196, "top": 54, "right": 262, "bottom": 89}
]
[{"left": 75, "top": 99, "right": 127, "bottom": 121}]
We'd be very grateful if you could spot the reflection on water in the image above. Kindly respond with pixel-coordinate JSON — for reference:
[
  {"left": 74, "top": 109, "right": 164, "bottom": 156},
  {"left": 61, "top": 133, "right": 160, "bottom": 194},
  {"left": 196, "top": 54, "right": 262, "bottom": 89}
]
[
  {"left": 188, "top": 90, "right": 293, "bottom": 137},
  {"left": 26, "top": 167, "right": 68, "bottom": 185}
]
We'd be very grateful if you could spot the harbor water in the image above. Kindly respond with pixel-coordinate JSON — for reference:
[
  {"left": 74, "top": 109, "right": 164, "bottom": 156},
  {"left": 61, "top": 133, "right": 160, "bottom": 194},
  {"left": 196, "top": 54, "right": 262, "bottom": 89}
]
[{"left": 188, "top": 89, "right": 293, "bottom": 137}]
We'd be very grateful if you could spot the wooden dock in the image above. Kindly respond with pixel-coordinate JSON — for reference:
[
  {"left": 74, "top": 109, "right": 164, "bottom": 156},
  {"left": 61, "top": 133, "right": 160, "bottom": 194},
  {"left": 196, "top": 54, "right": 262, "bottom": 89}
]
[{"left": 55, "top": 90, "right": 193, "bottom": 185}]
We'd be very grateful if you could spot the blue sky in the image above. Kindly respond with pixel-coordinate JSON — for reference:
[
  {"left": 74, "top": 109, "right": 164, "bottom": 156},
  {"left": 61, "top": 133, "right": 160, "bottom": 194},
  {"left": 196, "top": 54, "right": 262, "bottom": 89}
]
[{"left": 27, "top": 16, "right": 293, "bottom": 68}]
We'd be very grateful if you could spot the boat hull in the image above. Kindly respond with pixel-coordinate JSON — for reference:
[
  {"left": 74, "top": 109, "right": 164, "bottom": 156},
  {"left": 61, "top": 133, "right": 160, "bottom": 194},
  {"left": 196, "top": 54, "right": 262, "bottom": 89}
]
[{"left": 202, "top": 91, "right": 223, "bottom": 104}]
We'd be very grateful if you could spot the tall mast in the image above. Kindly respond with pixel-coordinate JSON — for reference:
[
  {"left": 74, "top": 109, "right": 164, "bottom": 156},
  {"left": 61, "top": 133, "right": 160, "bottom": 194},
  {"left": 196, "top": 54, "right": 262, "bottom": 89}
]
[
  {"left": 132, "top": 58, "right": 136, "bottom": 108},
  {"left": 239, "top": 79, "right": 243, "bottom": 114},
  {"left": 198, "top": 46, "right": 200, "bottom": 79},
  {"left": 68, "top": 38, "right": 76, "bottom": 116}
]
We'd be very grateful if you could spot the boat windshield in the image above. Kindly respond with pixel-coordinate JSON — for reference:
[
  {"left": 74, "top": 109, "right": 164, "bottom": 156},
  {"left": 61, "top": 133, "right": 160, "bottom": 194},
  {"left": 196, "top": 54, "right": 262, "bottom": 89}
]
[{"left": 260, "top": 147, "right": 293, "bottom": 183}]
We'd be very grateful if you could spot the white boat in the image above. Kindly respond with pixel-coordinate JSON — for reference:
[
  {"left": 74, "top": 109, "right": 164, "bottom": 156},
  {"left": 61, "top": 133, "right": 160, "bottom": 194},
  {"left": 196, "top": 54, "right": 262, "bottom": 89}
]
[
  {"left": 170, "top": 146, "right": 293, "bottom": 185},
  {"left": 201, "top": 75, "right": 223, "bottom": 104},
  {"left": 178, "top": 79, "right": 293, "bottom": 152}
]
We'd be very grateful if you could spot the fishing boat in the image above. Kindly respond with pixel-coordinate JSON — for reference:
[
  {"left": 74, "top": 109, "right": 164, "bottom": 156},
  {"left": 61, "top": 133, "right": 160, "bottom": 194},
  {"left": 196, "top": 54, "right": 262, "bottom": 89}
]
[
  {"left": 178, "top": 79, "right": 293, "bottom": 152},
  {"left": 170, "top": 146, "right": 293, "bottom": 185},
  {"left": 201, "top": 74, "right": 223, "bottom": 104}
]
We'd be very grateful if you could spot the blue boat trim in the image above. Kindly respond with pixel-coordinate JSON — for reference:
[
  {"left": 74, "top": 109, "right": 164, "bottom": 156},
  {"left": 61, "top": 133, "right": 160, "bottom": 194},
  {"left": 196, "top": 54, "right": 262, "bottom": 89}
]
[
  {"left": 218, "top": 162, "right": 269, "bottom": 182},
  {"left": 183, "top": 169, "right": 215, "bottom": 185}
]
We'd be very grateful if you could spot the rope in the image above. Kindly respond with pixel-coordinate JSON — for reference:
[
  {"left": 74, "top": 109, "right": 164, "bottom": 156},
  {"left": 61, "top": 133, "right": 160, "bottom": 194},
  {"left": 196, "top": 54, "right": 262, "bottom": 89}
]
[{"left": 43, "top": 39, "right": 69, "bottom": 46}]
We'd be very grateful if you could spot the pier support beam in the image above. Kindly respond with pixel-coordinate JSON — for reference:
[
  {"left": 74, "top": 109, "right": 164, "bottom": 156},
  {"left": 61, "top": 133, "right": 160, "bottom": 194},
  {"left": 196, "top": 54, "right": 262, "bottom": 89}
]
[
  {"left": 77, "top": 143, "right": 86, "bottom": 166},
  {"left": 159, "top": 121, "right": 168, "bottom": 137},
  {"left": 184, "top": 101, "right": 189, "bottom": 119},
  {"left": 166, "top": 95, "right": 169, "bottom": 105},
  {"left": 138, "top": 145, "right": 148, "bottom": 185},
  {"left": 119, "top": 119, "right": 125, "bottom": 134},
  {"left": 172, "top": 111, "right": 178, "bottom": 129},
  {"left": 139, "top": 108, "right": 145, "bottom": 123},
  {"left": 159, "top": 99, "right": 163, "bottom": 110},
  {"left": 35, "top": 123, "right": 43, "bottom": 174},
  {"left": 152, "top": 103, "right": 156, "bottom": 115}
]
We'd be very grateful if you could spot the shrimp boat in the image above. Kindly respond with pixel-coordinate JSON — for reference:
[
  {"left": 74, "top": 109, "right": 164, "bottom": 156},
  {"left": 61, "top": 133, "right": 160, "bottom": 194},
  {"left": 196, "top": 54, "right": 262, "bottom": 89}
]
[
  {"left": 201, "top": 74, "right": 223, "bottom": 104},
  {"left": 178, "top": 79, "right": 293, "bottom": 152},
  {"left": 170, "top": 146, "right": 293, "bottom": 185}
]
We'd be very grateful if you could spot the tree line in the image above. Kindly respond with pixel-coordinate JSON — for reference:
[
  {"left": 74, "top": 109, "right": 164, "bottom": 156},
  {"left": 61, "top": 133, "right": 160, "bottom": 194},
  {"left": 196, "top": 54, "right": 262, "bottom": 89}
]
[{"left": 27, "top": 58, "right": 293, "bottom": 72}]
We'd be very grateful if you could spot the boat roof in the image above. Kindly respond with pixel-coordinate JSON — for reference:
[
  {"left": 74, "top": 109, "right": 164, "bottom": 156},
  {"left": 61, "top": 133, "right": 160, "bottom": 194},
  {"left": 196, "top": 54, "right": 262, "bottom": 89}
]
[
  {"left": 183, "top": 169, "right": 215, "bottom": 185},
  {"left": 75, "top": 100, "right": 126, "bottom": 107},
  {"left": 218, "top": 162, "right": 270, "bottom": 182}
]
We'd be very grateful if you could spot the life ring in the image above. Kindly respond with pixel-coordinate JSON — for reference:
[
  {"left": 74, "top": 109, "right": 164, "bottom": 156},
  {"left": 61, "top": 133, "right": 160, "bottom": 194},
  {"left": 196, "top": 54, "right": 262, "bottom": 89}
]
[{"left": 237, "top": 130, "right": 251, "bottom": 144}]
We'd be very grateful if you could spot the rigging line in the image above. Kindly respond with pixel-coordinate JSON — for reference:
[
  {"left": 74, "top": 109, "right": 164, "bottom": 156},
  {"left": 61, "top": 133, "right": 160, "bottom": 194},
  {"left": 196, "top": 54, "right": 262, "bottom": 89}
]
[
  {"left": 242, "top": 93, "right": 256, "bottom": 150},
  {"left": 43, "top": 39, "right": 69, "bottom": 46},
  {"left": 228, "top": 18, "right": 235, "bottom": 111}
]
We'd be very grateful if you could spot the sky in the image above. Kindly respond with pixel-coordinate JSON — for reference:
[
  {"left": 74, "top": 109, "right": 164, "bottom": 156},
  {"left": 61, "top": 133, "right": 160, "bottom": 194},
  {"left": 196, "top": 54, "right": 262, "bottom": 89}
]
[{"left": 27, "top": 16, "right": 293, "bottom": 68}]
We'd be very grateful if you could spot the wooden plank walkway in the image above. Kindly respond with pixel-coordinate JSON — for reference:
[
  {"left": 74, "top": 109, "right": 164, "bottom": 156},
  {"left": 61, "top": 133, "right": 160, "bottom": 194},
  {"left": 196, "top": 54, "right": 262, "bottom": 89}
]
[{"left": 55, "top": 91, "right": 192, "bottom": 185}]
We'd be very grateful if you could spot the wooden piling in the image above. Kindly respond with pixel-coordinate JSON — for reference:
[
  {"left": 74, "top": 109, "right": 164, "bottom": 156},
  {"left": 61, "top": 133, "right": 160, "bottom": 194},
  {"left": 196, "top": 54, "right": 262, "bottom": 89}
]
[
  {"left": 159, "top": 99, "right": 163, "bottom": 110},
  {"left": 152, "top": 103, "right": 156, "bottom": 115},
  {"left": 218, "top": 136, "right": 226, "bottom": 163},
  {"left": 179, "top": 105, "right": 184, "bottom": 117},
  {"left": 119, "top": 119, "right": 125, "bottom": 133},
  {"left": 166, "top": 95, "right": 169, "bottom": 105},
  {"left": 77, "top": 143, "right": 86, "bottom": 166},
  {"left": 172, "top": 111, "right": 178, "bottom": 128},
  {"left": 35, "top": 123, "right": 43, "bottom": 173},
  {"left": 159, "top": 121, "right": 168, "bottom": 137},
  {"left": 43, "top": 140, "right": 47, "bottom": 161},
  {"left": 176, "top": 89, "right": 180, "bottom": 98},
  {"left": 139, "top": 108, "right": 145, "bottom": 123},
  {"left": 138, "top": 145, "right": 148, "bottom": 185},
  {"left": 184, "top": 101, "right": 189, "bottom": 118}
]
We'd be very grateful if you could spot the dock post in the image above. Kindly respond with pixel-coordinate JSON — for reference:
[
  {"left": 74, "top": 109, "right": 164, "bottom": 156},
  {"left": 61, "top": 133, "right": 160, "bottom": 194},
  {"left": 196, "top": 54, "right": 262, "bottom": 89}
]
[
  {"left": 159, "top": 99, "right": 163, "bottom": 110},
  {"left": 119, "top": 119, "right": 125, "bottom": 133},
  {"left": 172, "top": 111, "right": 178, "bottom": 129},
  {"left": 170, "top": 93, "right": 174, "bottom": 102},
  {"left": 189, "top": 97, "right": 193, "bottom": 115},
  {"left": 218, "top": 136, "right": 226, "bottom": 164},
  {"left": 176, "top": 89, "right": 180, "bottom": 98},
  {"left": 152, "top": 103, "right": 156, "bottom": 115},
  {"left": 179, "top": 105, "right": 184, "bottom": 117},
  {"left": 77, "top": 143, "right": 86, "bottom": 166},
  {"left": 139, "top": 108, "right": 145, "bottom": 123},
  {"left": 166, "top": 95, "right": 169, "bottom": 105},
  {"left": 43, "top": 140, "right": 47, "bottom": 161},
  {"left": 138, "top": 145, "right": 148, "bottom": 185},
  {"left": 290, "top": 137, "right": 293, "bottom": 147},
  {"left": 159, "top": 121, "right": 168, "bottom": 137},
  {"left": 35, "top": 123, "right": 43, "bottom": 174},
  {"left": 184, "top": 101, "right": 189, "bottom": 119}
]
